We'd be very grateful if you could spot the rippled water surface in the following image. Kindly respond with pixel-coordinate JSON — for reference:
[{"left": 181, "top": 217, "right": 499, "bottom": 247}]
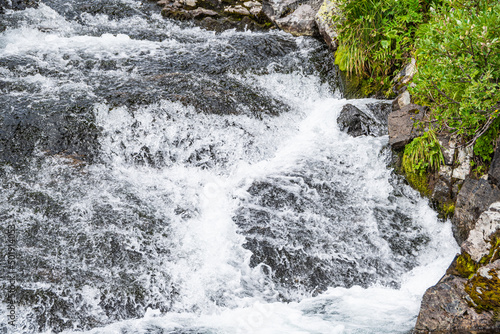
[{"left": 0, "top": 1, "right": 458, "bottom": 333}]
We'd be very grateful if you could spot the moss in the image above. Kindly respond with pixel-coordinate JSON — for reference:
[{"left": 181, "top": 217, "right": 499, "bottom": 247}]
[
  {"left": 404, "top": 169, "right": 431, "bottom": 197},
  {"left": 465, "top": 268, "right": 500, "bottom": 313},
  {"left": 440, "top": 201, "right": 455, "bottom": 219},
  {"left": 462, "top": 236, "right": 500, "bottom": 313},
  {"left": 479, "top": 235, "right": 500, "bottom": 265},
  {"left": 456, "top": 252, "right": 479, "bottom": 279}
]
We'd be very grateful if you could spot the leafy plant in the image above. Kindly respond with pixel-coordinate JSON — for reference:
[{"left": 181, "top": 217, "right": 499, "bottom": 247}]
[
  {"left": 402, "top": 130, "right": 445, "bottom": 175},
  {"left": 334, "top": 0, "right": 428, "bottom": 95},
  {"left": 410, "top": 0, "right": 500, "bottom": 160}
]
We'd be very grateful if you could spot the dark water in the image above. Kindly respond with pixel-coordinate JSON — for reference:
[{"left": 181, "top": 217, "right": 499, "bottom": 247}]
[{"left": 0, "top": 1, "right": 457, "bottom": 333}]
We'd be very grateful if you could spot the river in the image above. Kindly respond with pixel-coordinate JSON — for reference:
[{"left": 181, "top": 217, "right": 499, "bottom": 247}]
[{"left": 0, "top": 0, "right": 458, "bottom": 333}]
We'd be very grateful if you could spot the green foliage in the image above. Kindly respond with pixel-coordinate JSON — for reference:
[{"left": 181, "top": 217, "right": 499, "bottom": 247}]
[
  {"left": 410, "top": 0, "right": 500, "bottom": 159},
  {"left": 334, "top": 0, "right": 428, "bottom": 94},
  {"left": 455, "top": 252, "right": 478, "bottom": 279},
  {"left": 440, "top": 201, "right": 455, "bottom": 219},
  {"left": 402, "top": 130, "right": 445, "bottom": 176}
]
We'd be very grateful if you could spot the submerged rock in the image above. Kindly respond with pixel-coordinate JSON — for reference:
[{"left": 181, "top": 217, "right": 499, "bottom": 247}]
[{"left": 415, "top": 202, "right": 500, "bottom": 333}]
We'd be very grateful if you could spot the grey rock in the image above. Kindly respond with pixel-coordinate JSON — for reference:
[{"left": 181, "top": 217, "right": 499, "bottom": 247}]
[
  {"left": 488, "top": 144, "right": 500, "bottom": 186},
  {"left": 452, "top": 178, "right": 500, "bottom": 244},
  {"left": 432, "top": 166, "right": 453, "bottom": 204},
  {"left": 392, "top": 58, "right": 417, "bottom": 94},
  {"left": 225, "top": 5, "right": 251, "bottom": 16},
  {"left": 391, "top": 90, "right": 411, "bottom": 111},
  {"left": 314, "top": 0, "right": 339, "bottom": 50},
  {"left": 337, "top": 102, "right": 391, "bottom": 137},
  {"left": 387, "top": 104, "right": 425, "bottom": 150},
  {"left": 452, "top": 145, "right": 472, "bottom": 180},
  {"left": 263, "top": 0, "right": 322, "bottom": 36},
  {"left": 274, "top": 4, "right": 318, "bottom": 36},
  {"left": 462, "top": 202, "right": 500, "bottom": 262},
  {"left": 414, "top": 274, "right": 496, "bottom": 333}
]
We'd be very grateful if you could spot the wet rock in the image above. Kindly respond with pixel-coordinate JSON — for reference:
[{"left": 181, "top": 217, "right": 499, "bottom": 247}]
[
  {"left": 274, "top": 4, "right": 318, "bottom": 36},
  {"left": 0, "top": 0, "right": 38, "bottom": 11},
  {"left": 414, "top": 274, "right": 496, "bottom": 333},
  {"left": 415, "top": 203, "right": 500, "bottom": 333},
  {"left": 315, "top": 0, "right": 339, "bottom": 50},
  {"left": 263, "top": 0, "right": 322, "bottom": 36},
  {"left": 488, "top": 144, "right": 500, "bottom": 186},
  {"left": 158, "top": 0, "right": 272, "bottom": 31},
  {"left": 452, "top": 178, "right": 500, "bottom": 244},
  {"left": 387, "top": 104, "right": 425, "bottom": 150},
  {"left": 337, "top": 103, "right": 390, "bottom": 137}
]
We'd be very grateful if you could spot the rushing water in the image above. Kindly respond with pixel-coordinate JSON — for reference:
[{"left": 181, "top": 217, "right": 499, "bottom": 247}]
[{"left": 0, "top": 1, "right": 458, "bottom": 333}]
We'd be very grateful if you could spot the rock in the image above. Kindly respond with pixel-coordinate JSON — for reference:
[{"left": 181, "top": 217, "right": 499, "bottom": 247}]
[
  {"left": 392, "top": 58, "right": 417, "bottom": 94},
  {"left": 462, "top": 202, "right": 500, "bottom": 262},
  {"left": 439, "top": 137, "right": 455, "bottom": 166},
  {"left": 225, "top": 5, "right": 251, "bottom": 16},
  {"left": 0, "top": 0, "right": 38, "bottom": 11},
  {"left": 452, "top": 178, "right": 500, "bottom": 244},
  {"left": 337, "top": 102, "right": 391, "bottom": 137},
  {"left": 243, "top": 1, "right": 260, "bottom": 8},
  {"left": 263, "top": 0, "right": 322, "bottom": 36},
  {"left": 432, "top": 166, "right": 453, "bottom": 205},
  {"left": 391, "top": 90, "right": 411, "bottom": 111},
  {"left": 387, "top": 104, "right": 425, "bottom": 150},
  {"left": 262, "top": 0, "right": 299, "bottom": 20},
  {"left": 274, "top": 4, "right": 318, "bottom": 36},
  {"left": 414, "top": 274, "right": 496, "bottom": 333},
  {"left": 488, "top": 144, "right": 500, "bottom": 186},
  {"left": 249, "top": 6, "right": 262, "bottom": 16},
  {"left": 452, "top": 145, "right": 472, "bottom": 180},
  {"left": 191, "top": 7, "right": 218, "bottom": 18},
  {"left": 314, "top": 0, "right": 340, "bottom": 50},
  {"left": 184, "top": 0, "right": 197, "bottom": 7},
  {"left": 415, "top": 203, "right": 500, "bottom": 333}
]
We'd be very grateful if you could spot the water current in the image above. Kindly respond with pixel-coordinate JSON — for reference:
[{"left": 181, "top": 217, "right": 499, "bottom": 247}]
[{"left": 0, "top": 1, "right": 459, "bottom": 333}]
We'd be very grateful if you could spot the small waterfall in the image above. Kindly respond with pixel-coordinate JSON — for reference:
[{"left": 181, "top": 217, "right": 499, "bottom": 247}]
[{"left": 0, "top": 1, "right": 458, "bottom": 333}]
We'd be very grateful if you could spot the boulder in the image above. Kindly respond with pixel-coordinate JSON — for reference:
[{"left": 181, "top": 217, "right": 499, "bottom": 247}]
[
  {"left": 488, "top": 144, "right": 500, "bottom": 186},
  {"left": 274, "top": 4, "right": 318, "bottom": 36},
  {"left": 337, "top": 102, "right": 391, "bottom": 137},
  {"left": 415, "top": 203, "right": 500, "bottom": 333},
  {"left": 314, "top": 0, "right": 340, "bottom": 50},
  {"left": 414, "top": 274, "right": 496, "bottom": 333},
  {"left": 452, "top": 178, "right": 500, "bottom": 245},
  {"left": 262, "top": 0, "right": 322, "bottom": 36},
  {"left": 387, "top": 104, "right": 425, "bottom": 150}
]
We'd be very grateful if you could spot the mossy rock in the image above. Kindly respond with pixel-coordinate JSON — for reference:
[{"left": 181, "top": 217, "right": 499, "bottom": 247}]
[{"left": 465, "top": 265, "right": 500, "bottom": 314}]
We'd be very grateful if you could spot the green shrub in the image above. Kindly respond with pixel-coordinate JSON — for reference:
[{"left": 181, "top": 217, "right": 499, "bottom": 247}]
[
  {"left": 410, "top": 0, "right": 500, "bottom": 160},
  {"left": 334, "top": 0, "right": 428, "bottom": 95},
  {"left": 402, "top": 130, "right": 445, "bottom": 176}
]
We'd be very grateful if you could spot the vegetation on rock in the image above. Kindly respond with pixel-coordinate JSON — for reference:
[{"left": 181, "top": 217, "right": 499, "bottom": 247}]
[{"left": 334, "top": 0, "right": 500, "bottom": 165}]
